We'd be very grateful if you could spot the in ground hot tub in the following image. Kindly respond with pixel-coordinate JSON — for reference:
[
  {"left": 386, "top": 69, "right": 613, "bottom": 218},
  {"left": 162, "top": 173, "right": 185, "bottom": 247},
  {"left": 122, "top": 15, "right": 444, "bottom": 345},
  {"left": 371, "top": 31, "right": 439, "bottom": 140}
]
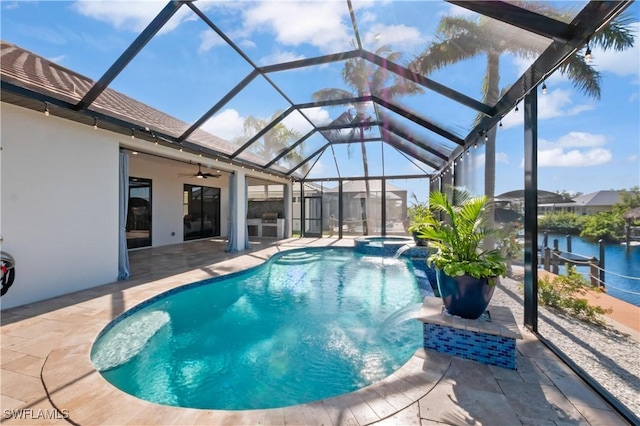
[{"left": 353, "top": 236, "right": 415, "bottom": 257}]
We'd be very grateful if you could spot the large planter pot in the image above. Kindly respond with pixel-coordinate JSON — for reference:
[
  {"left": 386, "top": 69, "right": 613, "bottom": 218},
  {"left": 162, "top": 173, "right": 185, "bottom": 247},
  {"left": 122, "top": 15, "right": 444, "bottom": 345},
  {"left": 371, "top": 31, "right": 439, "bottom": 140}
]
[
  {"left": 412, "top": 230, "right": 429, "bottom": 246},
  {"left": 435, "top": 269, "right": 496, "bottom": 319}
]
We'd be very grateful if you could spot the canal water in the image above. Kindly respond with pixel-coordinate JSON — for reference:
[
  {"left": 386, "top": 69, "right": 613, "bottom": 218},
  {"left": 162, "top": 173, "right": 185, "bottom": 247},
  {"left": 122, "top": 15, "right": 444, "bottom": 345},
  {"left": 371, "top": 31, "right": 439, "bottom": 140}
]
[{"left": 538, "top": 233, "right": 640, "bottom": 307}]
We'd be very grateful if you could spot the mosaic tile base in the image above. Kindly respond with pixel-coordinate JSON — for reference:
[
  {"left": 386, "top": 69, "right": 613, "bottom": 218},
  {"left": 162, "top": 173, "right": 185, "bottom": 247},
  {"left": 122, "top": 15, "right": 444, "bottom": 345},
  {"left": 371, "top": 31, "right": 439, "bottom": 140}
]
[
  {"left": 423, "top": 323, "right": 517, "bottom": 369},
  {"left": 418, "top": 297, "right": 522, "bottom": 370}
]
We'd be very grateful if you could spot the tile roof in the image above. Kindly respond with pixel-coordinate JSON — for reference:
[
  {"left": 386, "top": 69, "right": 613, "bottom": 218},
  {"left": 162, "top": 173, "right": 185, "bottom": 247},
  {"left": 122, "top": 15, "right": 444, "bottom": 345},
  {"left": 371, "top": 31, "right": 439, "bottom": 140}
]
[
  {"left": 0, "top": 41, "right": 270, "bottom": 166},
  {"left": 572, "top": 190, "right": 622, "bottom": 207}
]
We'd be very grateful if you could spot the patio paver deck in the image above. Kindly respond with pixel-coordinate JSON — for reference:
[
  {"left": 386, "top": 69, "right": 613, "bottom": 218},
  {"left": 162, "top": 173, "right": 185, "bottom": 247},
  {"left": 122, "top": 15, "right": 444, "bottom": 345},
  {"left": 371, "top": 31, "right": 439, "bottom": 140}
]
[{"left": 1, "top": 237, "right": 630, "bottom": 425}]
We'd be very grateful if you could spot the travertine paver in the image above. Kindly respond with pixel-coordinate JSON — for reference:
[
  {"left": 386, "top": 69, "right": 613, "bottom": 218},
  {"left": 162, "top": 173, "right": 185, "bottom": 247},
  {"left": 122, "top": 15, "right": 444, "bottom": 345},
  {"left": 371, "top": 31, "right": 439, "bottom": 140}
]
[{"left": 0, "top": 237, "right": 630, "bottom": 425}]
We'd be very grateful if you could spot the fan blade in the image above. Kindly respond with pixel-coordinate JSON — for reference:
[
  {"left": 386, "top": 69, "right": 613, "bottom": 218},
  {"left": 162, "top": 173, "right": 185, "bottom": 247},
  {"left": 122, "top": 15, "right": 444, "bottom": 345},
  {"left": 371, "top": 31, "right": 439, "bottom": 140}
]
[{"left": 202, "top": 173, "right": 221, "bottom": 178}]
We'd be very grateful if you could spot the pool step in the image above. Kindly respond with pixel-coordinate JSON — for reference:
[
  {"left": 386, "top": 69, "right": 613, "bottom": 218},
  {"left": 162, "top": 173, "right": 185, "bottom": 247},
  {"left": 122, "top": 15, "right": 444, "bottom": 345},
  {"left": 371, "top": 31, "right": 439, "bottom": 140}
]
[{"left": 275, "top": 252, "right": 322, "bottom": 265}]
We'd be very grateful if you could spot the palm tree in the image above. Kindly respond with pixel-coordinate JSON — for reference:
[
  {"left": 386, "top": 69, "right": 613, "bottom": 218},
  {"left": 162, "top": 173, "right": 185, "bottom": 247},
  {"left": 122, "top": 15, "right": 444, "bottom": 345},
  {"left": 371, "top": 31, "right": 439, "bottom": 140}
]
[
  {"left": 410, "top": 7, "right": 635, "bottom": 244},
  {"left": 234, "top": 111, "right": 307, "bottom": 173},
  {"left": 312, "top": 45, "right": 423, "bottom": 234}
]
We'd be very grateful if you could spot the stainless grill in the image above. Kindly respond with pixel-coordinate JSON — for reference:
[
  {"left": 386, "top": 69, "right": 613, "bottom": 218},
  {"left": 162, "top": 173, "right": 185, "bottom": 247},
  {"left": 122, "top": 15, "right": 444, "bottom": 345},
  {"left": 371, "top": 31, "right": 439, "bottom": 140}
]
[{"left": 261, "top": 212, "right": 278, "bottom": 224}]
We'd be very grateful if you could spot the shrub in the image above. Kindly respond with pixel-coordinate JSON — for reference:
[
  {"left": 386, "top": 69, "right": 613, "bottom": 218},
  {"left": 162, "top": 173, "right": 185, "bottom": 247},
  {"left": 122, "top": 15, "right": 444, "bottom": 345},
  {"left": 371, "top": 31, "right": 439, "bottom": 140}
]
[
  {"left": 538, "top": 266, "right": 611, "bottom": 325},
  {"left": 580, "top": 211, "right": 626, "bottom": 242},
  {"left": 538, "top": 211, "right": 587, "bottom": 234}
]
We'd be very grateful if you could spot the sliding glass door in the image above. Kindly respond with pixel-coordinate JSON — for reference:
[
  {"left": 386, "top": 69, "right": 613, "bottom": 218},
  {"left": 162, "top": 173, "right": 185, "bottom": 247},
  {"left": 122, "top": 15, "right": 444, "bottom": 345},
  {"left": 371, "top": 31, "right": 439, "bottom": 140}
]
[
  {"left": 183, "top": 184, "right": 221, "bottom": 241},
  {"left": 127, "top": 177, "right": 152, "bottom": 249}
]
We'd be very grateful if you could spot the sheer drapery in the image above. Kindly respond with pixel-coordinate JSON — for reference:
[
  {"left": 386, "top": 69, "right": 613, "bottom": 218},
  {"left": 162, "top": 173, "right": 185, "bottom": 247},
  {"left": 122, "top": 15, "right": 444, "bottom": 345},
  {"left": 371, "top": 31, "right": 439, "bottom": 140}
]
[
  {"left": 283, "top": 183, "right": 291, "bottom": 238},
  {"left": 244, "top": 179, "right": 250, "bottom": 249},
  {"left": 118, "top": 151, "right": 130, "bottom": 280},
  {"left": 226, "top": 173, "right": 238, "bottom": 252}
]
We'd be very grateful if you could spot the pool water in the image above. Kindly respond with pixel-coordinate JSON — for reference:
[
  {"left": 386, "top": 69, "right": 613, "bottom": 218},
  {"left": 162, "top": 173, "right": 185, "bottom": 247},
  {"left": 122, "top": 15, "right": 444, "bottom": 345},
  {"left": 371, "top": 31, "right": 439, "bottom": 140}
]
[{"left": 91, "top": 248, "right": 423, "bottom": 410}]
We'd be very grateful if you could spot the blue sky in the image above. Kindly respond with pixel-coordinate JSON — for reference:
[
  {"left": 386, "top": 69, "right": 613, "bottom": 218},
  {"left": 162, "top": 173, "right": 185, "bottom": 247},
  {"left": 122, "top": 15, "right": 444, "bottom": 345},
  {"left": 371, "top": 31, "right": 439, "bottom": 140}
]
[{"left": 2, "top": 1, "right": 639, "bottom": 199}]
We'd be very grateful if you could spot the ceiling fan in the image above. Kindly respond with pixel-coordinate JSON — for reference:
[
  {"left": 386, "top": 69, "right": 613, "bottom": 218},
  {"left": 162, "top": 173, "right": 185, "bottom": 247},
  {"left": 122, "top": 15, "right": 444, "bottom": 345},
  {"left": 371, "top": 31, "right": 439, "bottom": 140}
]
[{"left": 179, "top": 163, "right": 221, "bottom": 179}]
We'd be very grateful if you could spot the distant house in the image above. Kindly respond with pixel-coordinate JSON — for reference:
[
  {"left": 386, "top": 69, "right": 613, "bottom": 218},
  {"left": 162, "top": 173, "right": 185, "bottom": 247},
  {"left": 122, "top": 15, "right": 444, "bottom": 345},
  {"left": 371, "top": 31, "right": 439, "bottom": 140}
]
[{"left": 540, "top": 190, "right": 622, "bottom": 215}]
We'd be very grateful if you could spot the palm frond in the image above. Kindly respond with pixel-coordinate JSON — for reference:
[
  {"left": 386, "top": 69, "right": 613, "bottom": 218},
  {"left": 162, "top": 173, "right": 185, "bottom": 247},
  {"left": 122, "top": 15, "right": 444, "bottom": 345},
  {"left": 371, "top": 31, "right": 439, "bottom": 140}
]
[
  {"left": 591, "top": 12, "right": 636, "bottom": 51},
  {"left": 558, "top": 55, "right": 602, "bottom": 100},
  {"left": 411, "top": 33, "right": 484, "bottom": 76},
  {"left": 312, "top": 88, "right": 354, "bottom": 104},
  {"left": 436, "top": 16, "right": 479, "bottom": 38},
  {"left": 343, "top": 58, "right": 369, "bottom": 94}
]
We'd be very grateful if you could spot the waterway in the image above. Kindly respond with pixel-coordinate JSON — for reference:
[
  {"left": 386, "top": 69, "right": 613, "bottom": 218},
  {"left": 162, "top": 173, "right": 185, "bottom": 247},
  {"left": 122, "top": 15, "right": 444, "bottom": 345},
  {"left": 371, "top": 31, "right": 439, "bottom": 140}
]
[{"left": 538, "top": 233, "right": 640, "bottom": 307}]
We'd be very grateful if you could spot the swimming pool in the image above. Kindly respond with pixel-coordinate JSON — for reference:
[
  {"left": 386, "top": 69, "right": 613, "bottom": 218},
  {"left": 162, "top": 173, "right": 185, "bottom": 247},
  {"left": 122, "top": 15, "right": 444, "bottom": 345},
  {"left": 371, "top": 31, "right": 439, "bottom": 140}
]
[{"left": 90, "top": 248, "right": 423, "bottom": 410}]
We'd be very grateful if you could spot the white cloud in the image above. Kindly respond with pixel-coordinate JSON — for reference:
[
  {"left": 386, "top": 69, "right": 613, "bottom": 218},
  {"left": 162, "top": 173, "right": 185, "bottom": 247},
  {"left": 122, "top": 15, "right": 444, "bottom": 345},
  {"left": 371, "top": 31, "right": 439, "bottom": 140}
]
[
  {"left": 629, "top": 92, "right": 639, "bottom": 103},
  {"left": 201, "top": 109, "right": 245, "bottom": 142},
  {"left": 259, "top": 50, "right": 305, "bottom": 66},
  {"left": 511, "top": 55, "right": 535, "bottom": 77},
  {"left": 303, "top": 108, "right": 332, "bottom": 126},
  {"left": 362, "top": 23, "right": 425, "bottom": 51},
  {"left": 523, "top": 132, "right": 612, "bottom": 168},
  {"left": 243, "top": 2, "right": 352, "bottom": 52},
  {"left": 47, "top": 55, "right": 66, "bottom": 65},
  {"left": 198, "top": 30, "right": 225, "bottom": 53},
  {"left": 540, "top": 132, "right": 607, "bottom": 149},
  {"left": 285, "top": 108, "right": 331, "bottom": 133},
  {"left": 201, "top": 107, "right": 331, "bottom": 144},
  {"left": 72, "top": 1, "right": 195, "bottom": 35},
  {"left": 501, "top": 89, "right": 594, "bottom": 129},
  {"left": 496, "top": 152, "right": 509, "bottom": 165},
  {"left": 239, "top": 39, "right": 256, "bottom": 49},
  {"left": 628, "top": 154, "right": 639, "bottom": 162},
  {"left": 359, "top": 11, "right": 376, "bottom": 24},
  {"left": 589, "top": 22, "right": 640, "bottom": 78},
  {"left": 537, "top": 147, "right": 612, "bottom": 167}
]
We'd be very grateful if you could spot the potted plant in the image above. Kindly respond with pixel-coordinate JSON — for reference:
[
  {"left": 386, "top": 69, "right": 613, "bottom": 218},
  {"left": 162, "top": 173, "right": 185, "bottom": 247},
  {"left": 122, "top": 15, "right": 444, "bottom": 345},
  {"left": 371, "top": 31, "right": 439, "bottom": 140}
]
[{"left": 417, "top": 188, "right": 506, "bottom": 319}]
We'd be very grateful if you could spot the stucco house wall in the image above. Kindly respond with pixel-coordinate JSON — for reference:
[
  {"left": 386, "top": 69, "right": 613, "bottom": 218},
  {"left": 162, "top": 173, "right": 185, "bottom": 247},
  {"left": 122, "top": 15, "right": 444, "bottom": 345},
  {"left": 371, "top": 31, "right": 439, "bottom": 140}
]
[
  {"left": 0, "top": 104, "right": 236, "bottom": 309},
  {"left": 1, "top": 104, "right": 119, "bottom": 309}
]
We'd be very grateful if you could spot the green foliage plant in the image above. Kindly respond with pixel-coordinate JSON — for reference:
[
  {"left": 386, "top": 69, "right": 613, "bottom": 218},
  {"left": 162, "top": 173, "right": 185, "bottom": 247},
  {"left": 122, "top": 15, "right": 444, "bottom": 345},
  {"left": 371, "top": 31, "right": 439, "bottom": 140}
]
[
  {"left": 407, "top": 193, "right": 433, "bottom": 235},
  {"left": 615, "top": 186, "right": 640, "bottom": 213},
  {"left": 538, "top": 211, "right": 587, "bottom": 234},
  {"left": 538, "top": 266, "right": 612, "bottom": 325},
  {"left": 580, "top": 187, "right": 640, "bottom": 242},
  {"left": 418, "top": 188, "right": 506, "bottom": 283},
  {"left": 580, "top": 211, "right": 626, "bottom": 242}
]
